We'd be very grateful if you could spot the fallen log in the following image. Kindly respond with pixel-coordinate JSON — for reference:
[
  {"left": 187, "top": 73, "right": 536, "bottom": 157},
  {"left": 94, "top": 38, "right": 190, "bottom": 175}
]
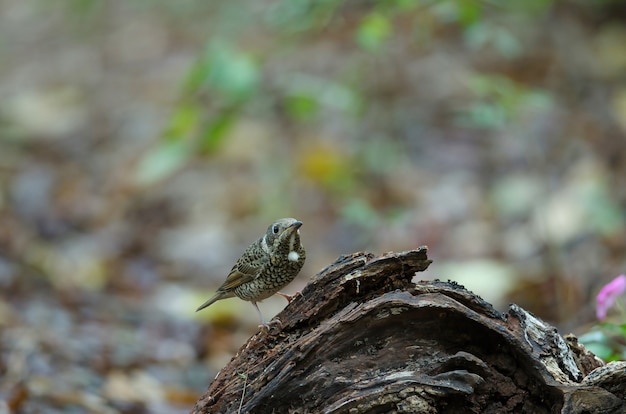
[{"left": 192, "top": 247, "right": 626, "bottom": 414}]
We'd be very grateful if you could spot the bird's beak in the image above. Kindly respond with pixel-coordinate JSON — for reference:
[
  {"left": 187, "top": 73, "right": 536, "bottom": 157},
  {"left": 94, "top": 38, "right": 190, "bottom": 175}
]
[{"left": 290, "top": 221, "right": 303, "bottom": 230}]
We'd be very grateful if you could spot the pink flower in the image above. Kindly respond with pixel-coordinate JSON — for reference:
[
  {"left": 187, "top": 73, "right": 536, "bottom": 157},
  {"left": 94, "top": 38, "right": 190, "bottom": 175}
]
[{"left": 596, "top": 274, "right": 626, "bottom": 320}]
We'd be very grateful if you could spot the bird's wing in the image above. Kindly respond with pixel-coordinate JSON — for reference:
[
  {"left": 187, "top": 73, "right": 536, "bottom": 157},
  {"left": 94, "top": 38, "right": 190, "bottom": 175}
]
[{"left": 219, "top": 252, "right": 265, "bottom": 291}]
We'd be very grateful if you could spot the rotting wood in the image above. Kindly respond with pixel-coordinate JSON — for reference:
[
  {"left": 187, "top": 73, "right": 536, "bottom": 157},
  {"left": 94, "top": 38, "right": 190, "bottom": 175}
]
[{"left": 192, "top": 247, "right": 626, "bottom": 414}]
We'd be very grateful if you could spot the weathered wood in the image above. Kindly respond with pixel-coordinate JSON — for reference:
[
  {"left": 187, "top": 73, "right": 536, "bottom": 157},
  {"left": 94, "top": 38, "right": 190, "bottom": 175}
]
[{"left": 192, "top": 248, "right": 626, "bottom": 414}]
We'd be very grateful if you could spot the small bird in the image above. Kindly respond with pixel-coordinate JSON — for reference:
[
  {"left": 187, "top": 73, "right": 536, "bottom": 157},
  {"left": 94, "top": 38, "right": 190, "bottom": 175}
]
[{"left": 196, "top": 218, "right": 306, "bottom": 326}]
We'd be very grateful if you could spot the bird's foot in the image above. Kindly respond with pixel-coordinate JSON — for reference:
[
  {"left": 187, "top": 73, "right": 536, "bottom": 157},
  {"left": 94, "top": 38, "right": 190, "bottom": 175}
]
[
  {"left": 258, "top": 317, "right": 282, "bottom": 331},
  {"left": 276, "top": 291, "right": 301, "bottom": 304}
]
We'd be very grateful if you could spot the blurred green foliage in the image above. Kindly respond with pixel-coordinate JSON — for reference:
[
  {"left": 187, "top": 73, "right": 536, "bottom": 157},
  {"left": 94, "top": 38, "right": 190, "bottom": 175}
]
[
  {"left": 184, "top": 41, "right": 259, "bottom": 101},
  {"left": 134, "top": 139, "right": 191, "bottom": 186},
  {"left": 356, "top": 12, "right": 392, "bottom": 52},
  {"left": 456, "top": 75, "right": 553, "bottom": 129},
  {"left": 132, "top": 0, "right": 557, "bottom": 186},
  {"left": 263, "top": 0, "right": 342, "bottom": 33},
  {"left": 282, "top": 75, "right": 362, "bottom": 122},
  {"left": 464, "top": 22, "right": 523, "bottom": 58},
  {"left": 133, "top": 41, "right": 260, "bottom": 184},
  {"left": 580, "top": 324, "right": 626, "bottom": 362}
]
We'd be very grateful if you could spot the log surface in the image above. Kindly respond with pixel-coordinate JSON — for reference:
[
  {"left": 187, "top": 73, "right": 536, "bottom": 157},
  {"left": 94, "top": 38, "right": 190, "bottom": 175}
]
[{"left": 192, "top": 248, "right": 626, "bottom": 414}]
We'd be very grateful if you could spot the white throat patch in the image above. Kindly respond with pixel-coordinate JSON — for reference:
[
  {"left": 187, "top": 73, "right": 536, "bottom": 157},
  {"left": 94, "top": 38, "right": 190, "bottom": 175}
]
[
  {"left": 287, "top": 232, "right": 300, "bottom": 262},
  {"left": 288, "top": 251, "right": 300, "bottom": 262}
]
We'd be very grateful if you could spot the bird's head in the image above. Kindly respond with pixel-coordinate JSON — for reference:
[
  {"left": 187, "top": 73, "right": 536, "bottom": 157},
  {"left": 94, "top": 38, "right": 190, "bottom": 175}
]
[{"left": 264, "top": 218, "right": 302, "bottom": 249}]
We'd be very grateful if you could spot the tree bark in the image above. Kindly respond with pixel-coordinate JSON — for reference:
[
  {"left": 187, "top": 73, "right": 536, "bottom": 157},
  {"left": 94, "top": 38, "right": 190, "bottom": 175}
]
[{"left": 192, "top": 248, "right": 626, "bottom": 414}]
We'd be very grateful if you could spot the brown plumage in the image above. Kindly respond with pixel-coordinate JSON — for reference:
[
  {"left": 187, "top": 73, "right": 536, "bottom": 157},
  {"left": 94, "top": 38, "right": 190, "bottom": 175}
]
[{"left": 196, "top": 218, "right": 306, "bottom": 325}]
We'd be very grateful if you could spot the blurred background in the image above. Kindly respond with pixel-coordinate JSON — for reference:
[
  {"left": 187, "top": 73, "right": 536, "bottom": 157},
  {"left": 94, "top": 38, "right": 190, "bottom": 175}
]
[{"left": 1, "top": 0, "right": 625, "bottom": 412}]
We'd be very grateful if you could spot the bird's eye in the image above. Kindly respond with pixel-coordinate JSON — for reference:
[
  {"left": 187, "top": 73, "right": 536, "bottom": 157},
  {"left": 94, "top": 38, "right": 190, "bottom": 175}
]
[{"left": 272, "top": 225, "right": 279, "bottom": 234}]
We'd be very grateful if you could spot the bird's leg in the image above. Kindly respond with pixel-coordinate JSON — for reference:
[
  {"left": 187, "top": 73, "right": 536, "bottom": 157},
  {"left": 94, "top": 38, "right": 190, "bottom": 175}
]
[
  {"left": 275, "top": 291, "right": 302, "bottom": 303},
  {"left": 252, "top": 302, "right": 268, "bottom": 328},
  {"left": 252, "top": 301, "right": 283, "bottom": 330}
]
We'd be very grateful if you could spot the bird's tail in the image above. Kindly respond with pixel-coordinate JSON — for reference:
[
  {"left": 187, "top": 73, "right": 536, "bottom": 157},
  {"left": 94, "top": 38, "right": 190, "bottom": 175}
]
[{"left": 196, "top": 291, "right": 230, "bottom": 312}]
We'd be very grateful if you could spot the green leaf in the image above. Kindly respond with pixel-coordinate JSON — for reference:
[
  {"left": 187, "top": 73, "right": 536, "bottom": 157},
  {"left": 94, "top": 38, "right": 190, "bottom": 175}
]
[
  {"left": 456, "top": 102, "right": 508, "bottom": 129},
  {"left": 163, "top": 102, "right": 201, "bottom": 141},
  {"left": 341, "top": 199, "right": 380, "bottom": 229},
  {"left": 583, "top": 342, "right": 614, "bottom": 361},
  {"left": 456, "top": 0, "right": 482, "bottom": 25},
  {"left": 285, "top": 93, "right": 319, "bottom": 121},
  {"left": 133, "top": 140, "right": 191, "bottom": 186},
  {"left": 198, "top": 110, "right": 237, "bottom": 154},
  {"left": 201, "top": 42, "right": 259, "bottom": 101},
  {"left": 183, "top": 41, "right": 259, "bottom": 103},
  {"left": 356, "top": 13, "right": 392, "bottom": 52}
]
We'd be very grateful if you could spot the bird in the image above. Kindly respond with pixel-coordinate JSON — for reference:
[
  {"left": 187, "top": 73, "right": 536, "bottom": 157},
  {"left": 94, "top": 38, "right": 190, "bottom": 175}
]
[{"left": 196, "top": 218, "right": 306, "bottom": 326}]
